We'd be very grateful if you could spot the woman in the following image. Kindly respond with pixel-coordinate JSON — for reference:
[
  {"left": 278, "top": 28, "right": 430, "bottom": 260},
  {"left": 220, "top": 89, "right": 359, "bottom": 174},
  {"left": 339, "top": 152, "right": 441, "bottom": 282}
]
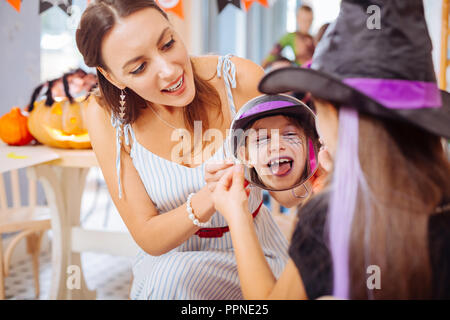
[
  {"left": 212, "top": 0, "right": 450, "bottom": 299},
  {"left": 76, "top": 0, "right": 288, "bottom": 299}
]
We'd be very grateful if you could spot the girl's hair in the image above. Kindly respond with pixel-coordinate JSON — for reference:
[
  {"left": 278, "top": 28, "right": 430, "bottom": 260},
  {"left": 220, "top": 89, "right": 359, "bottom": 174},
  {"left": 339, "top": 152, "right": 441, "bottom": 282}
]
[
  {"left": 75, "top": 0, "right": 221, "bottom": 131},
  {"left": 329, "top": 106, "right": 450, "bottom": 299}
]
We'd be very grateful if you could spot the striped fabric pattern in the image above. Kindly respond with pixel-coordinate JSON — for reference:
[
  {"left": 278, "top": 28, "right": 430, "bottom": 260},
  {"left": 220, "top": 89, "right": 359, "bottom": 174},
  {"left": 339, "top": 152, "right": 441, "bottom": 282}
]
[{"left": 114, "top": 56, "right": 289, "bottom": 300}]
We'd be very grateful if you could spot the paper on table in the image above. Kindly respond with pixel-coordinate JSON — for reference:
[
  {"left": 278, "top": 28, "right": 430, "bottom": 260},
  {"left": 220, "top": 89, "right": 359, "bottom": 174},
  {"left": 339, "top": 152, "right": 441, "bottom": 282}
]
[{"left": 0, "top": 144, "right": 60, "bottom": 173}]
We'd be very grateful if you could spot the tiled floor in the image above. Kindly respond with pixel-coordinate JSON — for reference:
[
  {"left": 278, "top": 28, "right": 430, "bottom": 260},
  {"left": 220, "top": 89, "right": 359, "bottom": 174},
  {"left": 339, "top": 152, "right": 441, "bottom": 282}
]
[
  {"left": 4, "top": 167, "right": 296, "bottom": 300},
  {"left": 4, "top": 168, "right": 134, "bottom": 300}
]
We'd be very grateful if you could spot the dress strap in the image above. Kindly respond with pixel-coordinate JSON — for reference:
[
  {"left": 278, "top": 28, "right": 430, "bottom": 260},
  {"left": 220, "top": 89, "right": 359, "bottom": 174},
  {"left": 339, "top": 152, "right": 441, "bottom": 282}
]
[
  {"left": 110, "top": 113, "right": 135, "bottom": 199},
  {"left": 217, "top": 54, "right": 237, "bottom": 117}
]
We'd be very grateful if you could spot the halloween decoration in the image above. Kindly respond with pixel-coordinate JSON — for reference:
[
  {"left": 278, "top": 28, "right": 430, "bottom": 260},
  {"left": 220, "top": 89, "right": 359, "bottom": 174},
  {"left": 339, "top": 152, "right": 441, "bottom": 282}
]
[
  {"left": 0, "top": 107, "right": 34, "bottom": 146},
  {"left": 27, "top": 68, "right": 97, "bottom": 149}
]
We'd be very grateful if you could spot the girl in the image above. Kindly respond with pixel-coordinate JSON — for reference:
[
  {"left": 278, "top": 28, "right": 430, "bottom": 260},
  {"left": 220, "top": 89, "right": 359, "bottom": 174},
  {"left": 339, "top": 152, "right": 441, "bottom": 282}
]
[{"left": 212, "top": 0, "right": 450, "bottom": 299}]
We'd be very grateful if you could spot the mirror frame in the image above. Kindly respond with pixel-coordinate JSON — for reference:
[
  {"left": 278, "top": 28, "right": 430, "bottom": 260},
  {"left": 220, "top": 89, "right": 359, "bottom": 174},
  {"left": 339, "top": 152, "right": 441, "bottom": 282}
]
[{"left": 226, "top": 94, "right": 320, "bottom": 192}]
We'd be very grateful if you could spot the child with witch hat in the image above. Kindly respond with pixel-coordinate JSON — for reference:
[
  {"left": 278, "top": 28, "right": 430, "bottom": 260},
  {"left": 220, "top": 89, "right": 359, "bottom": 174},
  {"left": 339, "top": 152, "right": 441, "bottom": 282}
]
[{"left": 212, "top": 0, "right": 450, "bottom": 299}]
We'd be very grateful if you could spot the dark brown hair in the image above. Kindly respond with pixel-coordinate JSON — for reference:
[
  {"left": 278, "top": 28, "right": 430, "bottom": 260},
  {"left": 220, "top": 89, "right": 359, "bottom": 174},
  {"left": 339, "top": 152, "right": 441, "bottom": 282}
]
[
  {"left": 349, "top": 116, "right": 450, "bottom": 299},
  {"left": 75, "top": 0, "right": 221, "bottom": 132},
  {"left": 298, "top": 5, "right": 313, "bottom": 13}
]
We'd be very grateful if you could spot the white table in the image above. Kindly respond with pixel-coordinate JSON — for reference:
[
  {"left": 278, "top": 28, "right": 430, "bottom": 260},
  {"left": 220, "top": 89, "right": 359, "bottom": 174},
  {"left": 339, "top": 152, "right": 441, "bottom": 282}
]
[{"left": 1, "top": 144, "right": 139, "bottom": 299}]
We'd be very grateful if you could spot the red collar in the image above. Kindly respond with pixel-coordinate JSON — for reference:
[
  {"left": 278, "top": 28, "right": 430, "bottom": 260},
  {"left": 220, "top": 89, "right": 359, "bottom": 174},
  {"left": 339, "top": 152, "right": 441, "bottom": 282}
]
[{"left": 195, "top": 200, "right": 263, "bottom": 238}]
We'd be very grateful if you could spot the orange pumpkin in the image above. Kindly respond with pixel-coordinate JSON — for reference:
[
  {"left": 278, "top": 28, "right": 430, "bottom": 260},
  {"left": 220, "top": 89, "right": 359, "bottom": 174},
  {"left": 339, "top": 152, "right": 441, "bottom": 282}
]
[
  {"left": 0, "top": 107, "right": 34, "bottom": 146},
  {"left": 27, "top": 96, "right": 91, "bottom": 149}
]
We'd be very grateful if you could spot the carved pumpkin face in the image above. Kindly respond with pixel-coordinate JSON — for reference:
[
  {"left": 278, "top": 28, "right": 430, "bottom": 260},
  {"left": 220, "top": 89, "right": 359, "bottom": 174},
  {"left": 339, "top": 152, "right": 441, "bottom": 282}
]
[
  {"left": 0, "top": 107, "right": 34, "bottom": 146},
  {"left": 27, "top": 97, "right": 91, "bottom": 149}
]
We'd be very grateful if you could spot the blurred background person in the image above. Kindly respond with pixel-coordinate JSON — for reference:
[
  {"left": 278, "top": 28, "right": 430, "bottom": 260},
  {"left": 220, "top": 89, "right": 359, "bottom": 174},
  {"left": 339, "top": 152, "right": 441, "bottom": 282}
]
[{"left": 261, "top": 5, "right": 315, "bottom": 69}]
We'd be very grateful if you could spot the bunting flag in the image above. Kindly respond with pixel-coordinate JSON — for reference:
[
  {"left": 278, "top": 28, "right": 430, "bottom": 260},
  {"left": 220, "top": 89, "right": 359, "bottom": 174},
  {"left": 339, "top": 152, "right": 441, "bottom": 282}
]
[
  {"left": 5, "top": 0, "right": 21, "bottom": 12},
  {"left": 242, "top": 0, "right": 269, "bottom": 12},
  {"left": 156, "top": 0, "right": 184, "bottom": 20},
  {"left": 39, "top": 0, "right": 73, "bottom": 15},
  {"left": 217, "top": 0, "right": 241, "bottom": 13}
]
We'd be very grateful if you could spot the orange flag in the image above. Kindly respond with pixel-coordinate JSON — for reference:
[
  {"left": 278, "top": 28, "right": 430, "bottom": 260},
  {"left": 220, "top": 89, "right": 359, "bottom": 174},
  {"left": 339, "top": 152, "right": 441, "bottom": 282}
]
[
  {"left": 242, "top": 0, "right": 268, "bottom": 12},
  {"left": 6, "top": 0, "right": 21, "bottom": 12},
  {"left": 156, "top": 0, "right": 184, "bottom": 19}
]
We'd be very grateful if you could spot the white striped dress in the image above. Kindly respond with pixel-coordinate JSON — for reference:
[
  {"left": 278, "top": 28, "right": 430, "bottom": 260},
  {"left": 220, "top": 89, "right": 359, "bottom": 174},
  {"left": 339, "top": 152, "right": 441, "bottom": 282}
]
[{"left": 111, "top": 55, "right": 289, "bottom": 300}]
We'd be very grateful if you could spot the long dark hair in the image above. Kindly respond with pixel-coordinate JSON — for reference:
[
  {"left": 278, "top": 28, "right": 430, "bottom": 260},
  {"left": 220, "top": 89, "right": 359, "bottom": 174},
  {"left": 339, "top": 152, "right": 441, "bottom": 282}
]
[
  {"left": 347, "top": 116, "right": 450, "bottom": 299},
  {"left": 75, "top": 0, "right": 221, "bottom": 131},
  {"left": 327, "top": 106, "right": 450, "bottom": 299}
]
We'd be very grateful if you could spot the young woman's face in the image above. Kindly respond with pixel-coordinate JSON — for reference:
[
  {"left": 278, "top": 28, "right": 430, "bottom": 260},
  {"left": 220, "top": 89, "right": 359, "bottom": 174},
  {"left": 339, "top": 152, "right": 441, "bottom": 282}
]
[
  {"left": 243, "top": 115, "right": 307, "bottom": 190},
  {"left": 100, "top": 8, "right": 195, "bottom": 108}
]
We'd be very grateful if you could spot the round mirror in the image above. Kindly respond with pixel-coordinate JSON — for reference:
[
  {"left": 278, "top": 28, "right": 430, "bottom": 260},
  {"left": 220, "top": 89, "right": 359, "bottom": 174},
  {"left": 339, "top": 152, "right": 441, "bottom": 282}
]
[{"left": 226, "top": 94, "right": 320, "bottom": 191}]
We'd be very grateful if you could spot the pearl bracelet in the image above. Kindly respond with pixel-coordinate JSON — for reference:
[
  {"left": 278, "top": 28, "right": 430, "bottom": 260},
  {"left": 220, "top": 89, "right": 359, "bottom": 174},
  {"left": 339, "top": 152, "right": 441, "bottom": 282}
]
[{"left": 186, "top": 193, "right": 209, "bottom": 227}]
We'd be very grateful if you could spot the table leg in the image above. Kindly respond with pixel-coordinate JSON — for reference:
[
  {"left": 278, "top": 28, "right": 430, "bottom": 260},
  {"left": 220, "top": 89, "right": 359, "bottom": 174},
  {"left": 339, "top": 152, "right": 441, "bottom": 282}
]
[{"left": 31, "top": 165, "right": 96, "bottom": 300}]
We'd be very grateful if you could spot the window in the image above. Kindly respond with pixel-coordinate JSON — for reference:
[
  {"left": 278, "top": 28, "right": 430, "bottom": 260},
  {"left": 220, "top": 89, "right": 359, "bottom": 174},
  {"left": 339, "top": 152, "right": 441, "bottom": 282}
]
[
  {"left": 203, "top": 0, "right": 292, "bottom": 65},
  {"left": 40, "top": 0, "right": 90, "bottom": 82}
]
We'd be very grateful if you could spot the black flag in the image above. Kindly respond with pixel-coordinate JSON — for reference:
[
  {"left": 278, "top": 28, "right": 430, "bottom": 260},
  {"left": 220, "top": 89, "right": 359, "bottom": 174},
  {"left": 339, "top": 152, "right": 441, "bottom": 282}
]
[
  {"left": 39, "top": 0, "right": 73, "bottom": 15},
  {"left": 218, "top": 0, "right": 241, "bottom": 13}
]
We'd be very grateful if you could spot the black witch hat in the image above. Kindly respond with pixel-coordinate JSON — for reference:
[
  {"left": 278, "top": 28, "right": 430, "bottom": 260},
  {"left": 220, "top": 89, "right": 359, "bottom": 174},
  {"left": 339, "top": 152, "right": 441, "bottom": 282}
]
[{"left": 259, "top": 0, "right": 450, "bottom": 139}]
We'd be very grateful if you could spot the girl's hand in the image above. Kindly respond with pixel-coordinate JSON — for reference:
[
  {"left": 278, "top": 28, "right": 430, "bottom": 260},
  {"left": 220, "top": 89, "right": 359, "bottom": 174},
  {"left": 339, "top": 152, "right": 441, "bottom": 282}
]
[
  {"left": 204, "top": 160, "right": 235, "bottom": 193},
  {"left": 212, "top": 164, "right": 251, "bottom": 224}
]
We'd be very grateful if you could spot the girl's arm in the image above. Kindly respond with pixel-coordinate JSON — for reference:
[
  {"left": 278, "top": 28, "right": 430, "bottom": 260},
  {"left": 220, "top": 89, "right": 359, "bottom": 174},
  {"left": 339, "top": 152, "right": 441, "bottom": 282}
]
[{"left": 212, "top": 165, "right": 308, "bottom": 299}]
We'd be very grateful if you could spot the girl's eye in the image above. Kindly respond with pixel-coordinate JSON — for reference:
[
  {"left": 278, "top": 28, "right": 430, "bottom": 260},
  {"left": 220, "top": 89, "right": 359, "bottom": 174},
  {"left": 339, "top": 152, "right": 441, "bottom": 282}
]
[
  {"left": 257, "top": 137, "right": 269, "bottom": 145},
  {"left": 162, "top": 38, "right": 175, "bottom": 50},
  {"left": 131, "top": 62, "right": 146, "bottom": 75}
]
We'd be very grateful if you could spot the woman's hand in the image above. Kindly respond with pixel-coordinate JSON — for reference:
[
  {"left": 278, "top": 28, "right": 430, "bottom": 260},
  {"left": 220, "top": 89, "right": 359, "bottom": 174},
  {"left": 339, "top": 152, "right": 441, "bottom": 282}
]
[
  {"left": 211, "top": 164, "right": 251, "bottom": 224},
  {"left": 204, "top": 160, "right": 235, "bottom": 193}
]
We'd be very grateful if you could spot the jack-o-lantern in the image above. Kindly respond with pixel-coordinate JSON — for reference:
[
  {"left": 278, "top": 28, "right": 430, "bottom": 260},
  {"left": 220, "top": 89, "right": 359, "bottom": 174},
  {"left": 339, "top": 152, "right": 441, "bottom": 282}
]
[
  {"left": 27, "top": 97, "right": 91, "bottom": 149},
  {"left": 26, "top": 68, "right": 97, "bottom": 149},
  {"left": 0, "top": 107, "right": 34, "bottom": 146}
]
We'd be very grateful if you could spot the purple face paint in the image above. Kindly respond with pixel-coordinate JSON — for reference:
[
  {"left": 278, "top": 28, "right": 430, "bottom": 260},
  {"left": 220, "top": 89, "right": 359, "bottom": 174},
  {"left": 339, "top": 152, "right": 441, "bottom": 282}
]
[{"left": 308, "top": 138, "right": 317, "bottom": 172}]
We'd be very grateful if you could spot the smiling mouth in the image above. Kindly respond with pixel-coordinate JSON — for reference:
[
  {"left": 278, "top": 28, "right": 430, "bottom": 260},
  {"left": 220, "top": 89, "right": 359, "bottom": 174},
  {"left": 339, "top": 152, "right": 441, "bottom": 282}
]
[
  {"left": 267, "top": 157, "right": 294, "bottom": 176},
  {"left": 162, "top": 75, "right": 184, "bottom": 92}
]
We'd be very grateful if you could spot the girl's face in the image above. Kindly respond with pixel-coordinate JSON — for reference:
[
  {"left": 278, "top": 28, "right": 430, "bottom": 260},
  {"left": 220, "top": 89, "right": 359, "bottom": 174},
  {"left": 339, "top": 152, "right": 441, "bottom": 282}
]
[
  {"left": 100, "top": 8, "right": 195, "bottom": 108},
  {"left": 242, "top": 115, "right": 307, "bottom": 190},
  {"left": 313, "top": 98, "right": 339, "bottom": 158}
]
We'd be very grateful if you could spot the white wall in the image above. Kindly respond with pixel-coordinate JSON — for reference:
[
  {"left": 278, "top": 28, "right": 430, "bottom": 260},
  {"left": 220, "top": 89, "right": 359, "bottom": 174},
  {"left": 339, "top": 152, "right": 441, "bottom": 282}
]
[
  {"left": 423, "top": 0, "right": 443, "bottom": 77},
  {"left": 0, "top": 1, "right": 41, "bottom": 114},
  {"left": 308, "top": 0, "right": 341, "bottom": 35}
]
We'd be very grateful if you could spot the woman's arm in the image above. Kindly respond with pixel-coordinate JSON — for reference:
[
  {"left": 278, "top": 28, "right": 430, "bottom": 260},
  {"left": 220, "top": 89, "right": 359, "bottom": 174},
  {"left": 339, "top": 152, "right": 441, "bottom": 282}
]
[
  {"left": 86, "top": 97, "right": 217, "bottom": 256},
  {"left": 212, "top": 165, "right": 308, "bottom": 299}
]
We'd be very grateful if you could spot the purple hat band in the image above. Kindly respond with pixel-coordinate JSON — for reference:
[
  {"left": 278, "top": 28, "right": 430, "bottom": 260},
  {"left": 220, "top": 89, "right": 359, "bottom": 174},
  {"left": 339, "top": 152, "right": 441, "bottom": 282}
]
[
  {"left": 239, "top": 101, "right": 296, "bottom": 119},
  {"left": 343, "top": 78, "right": 442, "bottom": 110}
]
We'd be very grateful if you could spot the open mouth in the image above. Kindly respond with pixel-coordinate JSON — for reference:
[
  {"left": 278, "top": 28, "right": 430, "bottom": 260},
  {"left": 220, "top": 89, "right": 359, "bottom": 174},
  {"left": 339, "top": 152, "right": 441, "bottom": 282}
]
[
  {"left": 162, "top": 74, "right": 184, "bottom": 93},
  {"left": 267, "top": 157, "right": 294, "bottom": 176}
]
